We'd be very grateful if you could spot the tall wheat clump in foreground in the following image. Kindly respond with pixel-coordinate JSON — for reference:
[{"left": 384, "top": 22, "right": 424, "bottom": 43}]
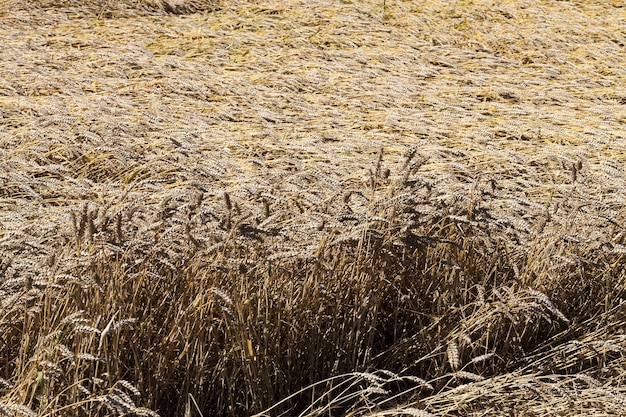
[{"left": 1, "top": 0, "right": 626, "bottom": 416}]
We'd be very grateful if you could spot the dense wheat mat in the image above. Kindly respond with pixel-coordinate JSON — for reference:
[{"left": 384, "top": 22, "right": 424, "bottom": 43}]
[{"left": 1, "top": 0, "right": 625, "bottom": 415}]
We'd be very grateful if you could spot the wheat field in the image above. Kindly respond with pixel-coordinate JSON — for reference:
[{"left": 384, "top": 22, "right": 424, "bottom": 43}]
[{"left": 1, "top": 0, "right": 625, "bottom": 415}]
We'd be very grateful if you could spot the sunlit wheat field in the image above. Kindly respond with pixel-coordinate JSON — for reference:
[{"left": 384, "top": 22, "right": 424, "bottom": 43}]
[{"left": 1, "top": 0, "right": 625, "bottom": 415}]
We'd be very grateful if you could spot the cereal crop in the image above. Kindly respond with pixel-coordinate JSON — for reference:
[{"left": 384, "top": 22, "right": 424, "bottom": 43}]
[{"left": 1, "top": 0, "right": 625, "bottom": 415}]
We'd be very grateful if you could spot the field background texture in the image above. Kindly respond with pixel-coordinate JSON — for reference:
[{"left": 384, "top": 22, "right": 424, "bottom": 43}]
[{"left": 1, "top": 0, "right": 625, "bottom": 416}]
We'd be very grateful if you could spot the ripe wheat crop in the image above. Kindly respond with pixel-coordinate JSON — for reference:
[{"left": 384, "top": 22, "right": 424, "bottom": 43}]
[{"left": 1, "top": 0, "right": 625, "bottom": 415}]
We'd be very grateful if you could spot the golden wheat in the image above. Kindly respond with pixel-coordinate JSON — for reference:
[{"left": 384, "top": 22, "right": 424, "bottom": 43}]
[{"left": 1, "top": 0, "right": 626, "bottom": 415}]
